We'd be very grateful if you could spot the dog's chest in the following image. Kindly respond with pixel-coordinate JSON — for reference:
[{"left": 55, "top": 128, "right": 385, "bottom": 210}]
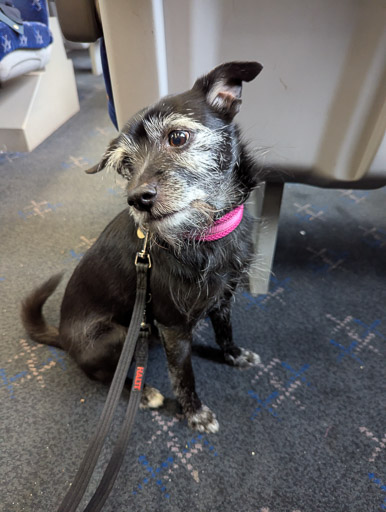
[
  {"left": 149, "top": 242, "right": 249, "bottom": 328},
  {"left": 150, "top": 273, "right": 229, "bottom": 328}
]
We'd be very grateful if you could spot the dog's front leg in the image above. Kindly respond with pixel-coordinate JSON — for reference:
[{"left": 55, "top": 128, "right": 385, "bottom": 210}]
[
  {"left": 209, "top": 297, "right": 261, "bottom": 368},
  {"left": 159, "top": 326, "right": 219, "bottom": 433}
]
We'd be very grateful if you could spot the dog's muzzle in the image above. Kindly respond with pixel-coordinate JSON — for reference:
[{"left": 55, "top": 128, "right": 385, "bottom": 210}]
[{"left": 127, "top": 184, "right": 157, "bottom": 212}]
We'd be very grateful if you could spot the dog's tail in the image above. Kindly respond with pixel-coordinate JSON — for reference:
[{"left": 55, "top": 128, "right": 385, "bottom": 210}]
[{"left": 21, "top": 273, "right": 63, "bottom": 348}]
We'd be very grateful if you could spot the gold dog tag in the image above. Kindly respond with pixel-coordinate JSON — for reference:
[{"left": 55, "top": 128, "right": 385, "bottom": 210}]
[{"left": 137, "top": 227, "right": 145, "bottom": 239}]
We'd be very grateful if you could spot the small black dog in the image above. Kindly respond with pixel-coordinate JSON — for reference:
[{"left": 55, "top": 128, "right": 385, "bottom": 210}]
[{"left": 21, "top": 61, "right": 263, "bottom": 433}]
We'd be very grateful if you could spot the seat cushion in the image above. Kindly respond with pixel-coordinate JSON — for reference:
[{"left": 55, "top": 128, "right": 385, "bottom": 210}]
[{"left": 0, "top": 21, "right": 52, "bottom": 61}]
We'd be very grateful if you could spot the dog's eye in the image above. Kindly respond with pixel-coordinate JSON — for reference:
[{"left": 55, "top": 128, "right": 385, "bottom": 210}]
[{"left": 168, "top": 130, "right": 189, "bottom": 147}]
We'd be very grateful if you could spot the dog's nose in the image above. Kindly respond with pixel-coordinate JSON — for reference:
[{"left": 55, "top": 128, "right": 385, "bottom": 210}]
[{"left": 127, "top": 184, "right": 157, "bottom": 211}]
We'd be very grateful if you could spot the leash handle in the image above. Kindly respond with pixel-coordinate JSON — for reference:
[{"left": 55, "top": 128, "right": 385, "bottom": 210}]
[{"left": 57, "top": 253, "right": 150, "bottom": 512}]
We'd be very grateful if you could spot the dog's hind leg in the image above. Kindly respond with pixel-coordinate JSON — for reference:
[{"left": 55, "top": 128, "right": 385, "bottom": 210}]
[
  {"left": 209, "top": 296, "right": 261, "bottom": 368},
  {"left": 159, "top": 326, "right": 219, "bottom": 433},
  {"left": 69, "top": 320, "right": 163, "bottom": 409}
]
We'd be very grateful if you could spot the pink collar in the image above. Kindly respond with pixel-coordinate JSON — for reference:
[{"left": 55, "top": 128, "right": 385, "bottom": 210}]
[{"left": 195, "top": 204, "right": 244, "bottom": 241}]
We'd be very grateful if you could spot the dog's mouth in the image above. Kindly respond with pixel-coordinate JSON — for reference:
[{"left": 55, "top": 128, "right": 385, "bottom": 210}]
[
  {"left": 132, "top": 200, "right": 217, "bottom": 233},
  {"left": 150, "top": 208, "right": 187, "bottom": 222},
  {"left": 132, "top": 208, "right": 187, "bottom": 228}
]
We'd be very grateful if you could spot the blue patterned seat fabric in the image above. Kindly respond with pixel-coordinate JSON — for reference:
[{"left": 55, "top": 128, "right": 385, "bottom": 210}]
[{"left": 0, "top": 0, "right": 52, "bottom": 61}]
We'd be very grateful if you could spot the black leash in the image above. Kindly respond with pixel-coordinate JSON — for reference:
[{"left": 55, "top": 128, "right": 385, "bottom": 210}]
[
  {"left": 57, "top": 230, "right": 151, "bottom": 512},
  {"left": 83, "top": 328, "right": 149, "bottom": 512}
]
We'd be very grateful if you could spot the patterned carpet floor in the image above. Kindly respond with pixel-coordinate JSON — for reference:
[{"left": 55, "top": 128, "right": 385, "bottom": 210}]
[{"left": 1, "top": 52, "right": 385, "bottom": 512}]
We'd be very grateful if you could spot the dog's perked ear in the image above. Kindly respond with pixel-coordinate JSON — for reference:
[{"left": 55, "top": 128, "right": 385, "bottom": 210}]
[
  {"left": 192, "top": 61, "right": 263, "bottom": 120},
  {"left": 84, "top": 137, "right": 121, "bottom": 174}
]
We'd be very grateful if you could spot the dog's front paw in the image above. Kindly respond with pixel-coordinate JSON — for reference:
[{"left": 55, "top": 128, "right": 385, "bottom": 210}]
[
  {"left": 188, "top": 405, "right": 219, "bottom": 434},
  {"left": 140, "top": 385, "right": 165, "bottom": 409},
  {"left": 225, "top": 347, "right": 261, "bottom": 368}
]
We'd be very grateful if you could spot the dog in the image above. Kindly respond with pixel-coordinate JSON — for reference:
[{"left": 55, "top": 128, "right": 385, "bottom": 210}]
[{"left": 21, "top": 61, "right": 264, "bottom": 433}]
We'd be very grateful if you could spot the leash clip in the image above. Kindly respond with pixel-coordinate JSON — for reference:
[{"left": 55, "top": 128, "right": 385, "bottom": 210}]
[
  {"left": 135, "top": 227, "right": 152, "bottom": 268},
  {"left": 140, "top": 321, "right": 151, "bottom": 334},
  {"left": 135, "top": 252, "right": 151, "bottom": 268}
]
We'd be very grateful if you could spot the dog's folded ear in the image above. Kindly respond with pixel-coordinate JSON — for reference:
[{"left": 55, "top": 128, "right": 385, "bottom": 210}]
[
  {"left": 84, "top": 137, "right": 121, "bottom": 174},
  {"left": 85, "top": 163, "right": 103, "bottom": 174},
  {"left": 193, "top": 61, "right": 263, "bottom": 119}
]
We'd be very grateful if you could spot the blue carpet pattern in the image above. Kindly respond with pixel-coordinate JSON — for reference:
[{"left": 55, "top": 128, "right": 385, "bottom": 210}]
[{"left": 0, "top": 52, "right": 385, "bottom": 512}]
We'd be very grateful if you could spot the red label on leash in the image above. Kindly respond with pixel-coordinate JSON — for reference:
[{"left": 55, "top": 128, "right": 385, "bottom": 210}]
[{"left": 133, "top": 366, "right": 144, "bottom": 390}]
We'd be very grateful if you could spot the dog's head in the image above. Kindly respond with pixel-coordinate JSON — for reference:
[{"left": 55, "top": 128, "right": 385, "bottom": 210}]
[{"left": 87, "top": 61, "right": 263, "bottom": 246}]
